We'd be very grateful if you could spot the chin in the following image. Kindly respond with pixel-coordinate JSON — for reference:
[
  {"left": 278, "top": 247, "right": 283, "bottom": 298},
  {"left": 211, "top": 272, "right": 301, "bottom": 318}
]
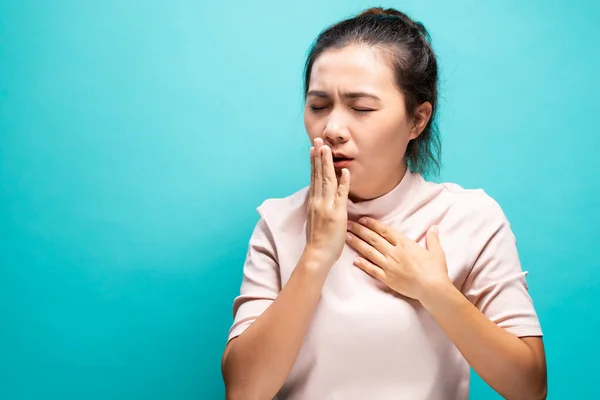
[{"left": 347, "top": 182, "right": 370, "bottom": 202}]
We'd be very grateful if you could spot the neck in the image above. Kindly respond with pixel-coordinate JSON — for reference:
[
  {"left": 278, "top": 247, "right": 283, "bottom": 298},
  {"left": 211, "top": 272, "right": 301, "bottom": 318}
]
[{"left": 349, "top": 163, "right": 408, "bottom": 203}]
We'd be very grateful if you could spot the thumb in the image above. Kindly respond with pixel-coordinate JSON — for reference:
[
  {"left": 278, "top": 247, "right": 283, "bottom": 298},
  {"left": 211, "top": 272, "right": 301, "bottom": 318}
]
[
  {"left": 335, "top": 168, "right": 351, "bottom": 201},
  {"left": 426, "top": 225, "right": 445, "bottom": 259}
]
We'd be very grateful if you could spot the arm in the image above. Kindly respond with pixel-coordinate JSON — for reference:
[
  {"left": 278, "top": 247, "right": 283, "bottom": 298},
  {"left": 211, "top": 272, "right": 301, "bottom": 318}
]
[
  {"left": 434, "top": 198, "right": 547, "bottom": 399},
  {"left": 420, "top": 281, "right": 547, "bottom": 400},
  {"left": 345, "top": 196, "right": 547, "bottom": 400},
  {"left": 222, "top": 140, "right": 351, "bottom": 400},
  {"left": 222, "top": 250, "right": 330, "bottom": 400}
]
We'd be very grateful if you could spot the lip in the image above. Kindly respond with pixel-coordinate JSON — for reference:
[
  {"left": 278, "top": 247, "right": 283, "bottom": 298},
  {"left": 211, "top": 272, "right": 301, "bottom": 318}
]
[
  {"left": 333, "top": 158, "right": 353, "bottom": 169},
  {"left": 332, "top": 151, "right": 352, "bottom": 159}
]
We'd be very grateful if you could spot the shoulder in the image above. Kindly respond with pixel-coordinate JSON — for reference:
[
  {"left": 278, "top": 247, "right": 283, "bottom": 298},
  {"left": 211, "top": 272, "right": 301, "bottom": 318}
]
[
  {"left": 444, "top": 182, "right": 506, "bottom": 218},
  {"left": 254, "top": 186, "right": 309, "bottom": 235},
  {"left": 421, "top": 179, "right": 510, "bottom": 231}
]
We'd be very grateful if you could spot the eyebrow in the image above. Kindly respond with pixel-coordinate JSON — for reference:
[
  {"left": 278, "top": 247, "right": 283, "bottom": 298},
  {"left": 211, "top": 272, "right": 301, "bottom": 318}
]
[{"left": 306, "top": 90, "right": 381, "bottom": 101}]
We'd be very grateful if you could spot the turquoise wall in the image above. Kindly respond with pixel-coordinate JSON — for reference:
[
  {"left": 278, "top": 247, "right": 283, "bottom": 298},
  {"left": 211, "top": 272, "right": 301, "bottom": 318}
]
[{"left": 1, "top": 1, "right": 598, "bottom": 398}]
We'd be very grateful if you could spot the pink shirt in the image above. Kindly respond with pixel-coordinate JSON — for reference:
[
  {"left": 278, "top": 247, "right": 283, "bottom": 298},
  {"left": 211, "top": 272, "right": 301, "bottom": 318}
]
[{"left": 227, "top": 169, "right": 542, "bottom": 400}]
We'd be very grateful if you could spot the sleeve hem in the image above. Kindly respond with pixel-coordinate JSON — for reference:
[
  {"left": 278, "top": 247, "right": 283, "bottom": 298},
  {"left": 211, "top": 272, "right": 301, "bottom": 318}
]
[
  {"left": 502, "top": 325, "right": 543, "bottom": 338},
  {"left": 227, "top": 322, "right": 251, "bottom": 345}
]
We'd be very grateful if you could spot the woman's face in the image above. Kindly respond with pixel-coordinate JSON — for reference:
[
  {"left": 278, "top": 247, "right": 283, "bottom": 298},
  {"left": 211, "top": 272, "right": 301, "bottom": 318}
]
[{"left": 304, "top": 45, "right": 430, "bottom": 201}]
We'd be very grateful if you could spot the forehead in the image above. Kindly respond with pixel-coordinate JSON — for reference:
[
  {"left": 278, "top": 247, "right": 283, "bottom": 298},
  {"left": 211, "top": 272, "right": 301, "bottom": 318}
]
[{"left": 308, "top": 45, "right": 396, "bottom": 91}]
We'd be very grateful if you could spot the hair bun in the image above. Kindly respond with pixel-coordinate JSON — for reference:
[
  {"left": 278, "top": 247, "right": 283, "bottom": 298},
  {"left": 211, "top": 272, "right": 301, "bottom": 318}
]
[
  {"left": 357, "top": 7, "right": 405, "bottom": 18},
  {"left": 358, "top": 7, "right": 428, "bottom": 37}
]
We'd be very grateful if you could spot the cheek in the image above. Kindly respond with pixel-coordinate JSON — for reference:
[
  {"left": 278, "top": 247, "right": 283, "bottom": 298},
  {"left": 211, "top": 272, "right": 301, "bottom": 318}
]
[
  {"left": 303, "top": 110, "right": 322, "bottom": 141},
  {"left": 363, "top": 119, "right": 410, "bottom": 163},
  {"left": 381, "top": 111, "right": 413, "bottom": 147}
]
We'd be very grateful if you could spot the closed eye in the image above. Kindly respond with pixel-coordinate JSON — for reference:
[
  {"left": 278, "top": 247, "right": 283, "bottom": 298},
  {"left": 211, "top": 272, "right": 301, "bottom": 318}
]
[
  {"left": 309, "top": 106, "right": 375, "bottom": 113},
  {"left": 353, "top": 108, "right": 375, "bottom": 113}
]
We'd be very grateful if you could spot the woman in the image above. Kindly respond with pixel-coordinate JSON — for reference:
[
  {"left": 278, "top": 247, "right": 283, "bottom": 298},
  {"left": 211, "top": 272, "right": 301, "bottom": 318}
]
[{"left": 221, "top": 7, "right": 547, "bottom": 400}]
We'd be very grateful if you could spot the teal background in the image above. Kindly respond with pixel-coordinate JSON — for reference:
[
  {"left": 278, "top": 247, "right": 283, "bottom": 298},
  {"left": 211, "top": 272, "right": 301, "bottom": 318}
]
[{"left": 1, "top": 0, "right": 598, "bottom": 398}]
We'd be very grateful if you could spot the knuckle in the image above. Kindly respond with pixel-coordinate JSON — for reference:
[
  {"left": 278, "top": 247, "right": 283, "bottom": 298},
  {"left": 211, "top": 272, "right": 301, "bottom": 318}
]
[
  {"left": 367, "top": 236, "right": 377, "bottom": 246},
  {"left": 311, "top": 204, "right": 327, "bottom": 218}
]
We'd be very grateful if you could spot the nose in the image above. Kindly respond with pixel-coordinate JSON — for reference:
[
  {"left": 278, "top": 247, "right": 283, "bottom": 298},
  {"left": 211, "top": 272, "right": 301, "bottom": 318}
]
[{"left": 322, "top": 115, "right": 350, "bottom": 146}]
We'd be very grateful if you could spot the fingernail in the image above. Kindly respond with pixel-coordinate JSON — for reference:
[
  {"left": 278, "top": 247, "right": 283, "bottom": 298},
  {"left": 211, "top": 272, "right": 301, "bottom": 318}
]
[
  {"left": 359, "top": 217, "right": 367, "bottom": 224},
  {"left": 347, "top": 221, "right": 352, "bottom": 230},
  {"left": 346, "top": 233, "right": 353, "bottom": 241},
  {"left": 430, "top": 225, "right": 439, "bottom": 234}
]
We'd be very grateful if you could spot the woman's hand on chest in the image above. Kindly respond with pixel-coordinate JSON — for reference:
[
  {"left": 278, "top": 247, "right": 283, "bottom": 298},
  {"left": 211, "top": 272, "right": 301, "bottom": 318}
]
[{"left": 345, "top": 217, "right": 451, "bottom": 302}]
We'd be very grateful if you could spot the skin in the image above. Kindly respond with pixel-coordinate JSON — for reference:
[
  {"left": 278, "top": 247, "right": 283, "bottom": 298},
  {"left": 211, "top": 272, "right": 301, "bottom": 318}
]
[{"left": 222, "top": 44, "right": 547, "bottom": 400}]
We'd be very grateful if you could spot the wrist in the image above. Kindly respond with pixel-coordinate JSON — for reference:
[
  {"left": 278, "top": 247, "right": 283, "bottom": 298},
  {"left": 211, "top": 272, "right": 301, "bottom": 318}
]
[
  {"left": 301, "top": 246, "right": 335, "bottom": 272},
  {"left": 417, "top": 277, "right": 459, "bottom": 311}
]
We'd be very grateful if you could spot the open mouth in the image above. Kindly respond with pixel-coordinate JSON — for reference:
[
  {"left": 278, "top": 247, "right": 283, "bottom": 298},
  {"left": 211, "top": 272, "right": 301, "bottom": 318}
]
[{"left": 332, "top": 157, "right": 354, "bottom": 168}]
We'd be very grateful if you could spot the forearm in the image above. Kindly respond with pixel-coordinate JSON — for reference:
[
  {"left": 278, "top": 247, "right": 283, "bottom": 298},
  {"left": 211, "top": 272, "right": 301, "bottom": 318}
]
[
  {"left": 222, "top": 250, "right": 330, "bottom": 400},
  {"left": 420, "top": 282, "right": 547, "bottom": 400}
]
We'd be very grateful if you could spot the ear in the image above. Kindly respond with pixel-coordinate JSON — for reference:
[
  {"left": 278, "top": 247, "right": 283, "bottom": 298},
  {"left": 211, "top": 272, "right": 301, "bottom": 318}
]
[{"left": 409, "top": 102, "right": 433, "bottom": 140}]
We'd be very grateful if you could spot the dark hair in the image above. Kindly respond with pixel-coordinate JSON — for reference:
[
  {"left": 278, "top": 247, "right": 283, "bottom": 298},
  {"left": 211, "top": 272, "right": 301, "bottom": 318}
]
[{"left": 303, "top": 7, "right": 441, "bottom": 176}]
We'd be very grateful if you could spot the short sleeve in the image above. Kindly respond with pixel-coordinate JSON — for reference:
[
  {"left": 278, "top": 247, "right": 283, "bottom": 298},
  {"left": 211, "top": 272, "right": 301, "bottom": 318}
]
[
  {"left": 461, "top": 200, "right": 543, "bottom": 338},
  {"left": 227, "top": 215, "right": 281, "bottom": 344}
]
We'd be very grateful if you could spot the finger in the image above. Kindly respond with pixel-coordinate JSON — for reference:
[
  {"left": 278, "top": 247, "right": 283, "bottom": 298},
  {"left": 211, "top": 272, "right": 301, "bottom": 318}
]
[
  {"left": 309, "top": 147, "right": 315, "bottom": 199},
  {"left": 357, "top": 217, "right": 400, "bottom": 247},
  {"left": 346, "top": 231, "right": 388, "bottom": 268},
  {"left": 321, "top": 145, "right": 336, "bottom": 203},
  {"left": 426, "top": 225, "right": 445, "bottom": 260},
  {"left": 349, "top": 220, "right": 396, "bottom": 253},
  {"left": 354, "top": 256, "right": 386, "bottom": 281},
  {"left": 313, "top": 139, "right": 322, "bottom": 199},
  {"left": 335, "top": 168, "right": 351, "bottom": 203}
]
